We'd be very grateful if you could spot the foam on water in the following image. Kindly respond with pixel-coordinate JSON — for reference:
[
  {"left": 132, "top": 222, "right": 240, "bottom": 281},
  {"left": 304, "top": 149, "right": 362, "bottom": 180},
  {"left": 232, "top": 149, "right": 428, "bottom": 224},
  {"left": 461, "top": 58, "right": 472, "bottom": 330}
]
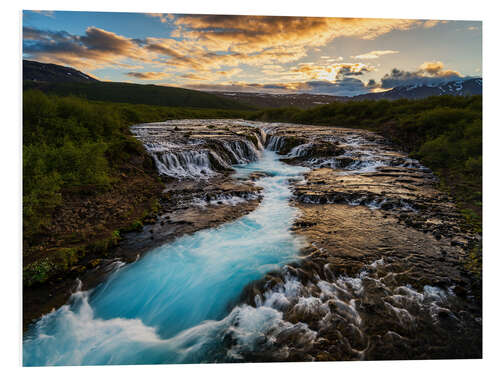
[{"left": 23, "top": 151, "right": 310, "bottom": 366}]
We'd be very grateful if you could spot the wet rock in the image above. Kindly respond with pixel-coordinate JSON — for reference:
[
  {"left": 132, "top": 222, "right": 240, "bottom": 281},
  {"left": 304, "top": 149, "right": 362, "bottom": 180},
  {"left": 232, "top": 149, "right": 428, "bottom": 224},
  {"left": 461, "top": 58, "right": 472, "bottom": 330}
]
[
  {"left": 304, "top": 141, "right": 344, "bottom": 158},
  {"left": 336, "top": 157, "right": 356, "bottom": 169},
  {"left": 294, "top": 221, "right": 316, "bottom": 228},
  {"left": 453, "top": 285, "right": 468, "bottom": 297},
  {"left": 247, "top": 171, "right": 272, "bottom": 181},
  {"left": 252, "top": 122, "right": 482, "bottom": 361}
]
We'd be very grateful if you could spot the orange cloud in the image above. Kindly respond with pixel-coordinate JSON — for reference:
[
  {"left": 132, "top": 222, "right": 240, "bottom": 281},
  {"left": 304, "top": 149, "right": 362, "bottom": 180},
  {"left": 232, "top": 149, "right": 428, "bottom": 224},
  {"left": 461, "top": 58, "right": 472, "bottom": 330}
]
[
  {"left": 419, "top": 61, "right": 444, "bottom": 74},
  {"left": 126, "top": 71, "right": 170, "bottom": 80},
  {"left": 180, "top": 73, "right": 212, "bottom": 81},
  {"left": 149, "top": 16, "right": 442, "bottom": 73},
  {"left": 23, "top": 16, "right": 445, "bottom": 82},
  {"left": 378, "top": 61, "right": 464, "bottom": 89},
  {"left": 216, "top": 68, "right": 242, "bottom": 77},
  {"left": 419, "top": 61, "right": 461, "bottom": 77},
  {"left": 171, "top": 16, "right": 421, "bottom": 62},
  {"left": 289, "top": 62, "right": 375, "bottom": 81}
]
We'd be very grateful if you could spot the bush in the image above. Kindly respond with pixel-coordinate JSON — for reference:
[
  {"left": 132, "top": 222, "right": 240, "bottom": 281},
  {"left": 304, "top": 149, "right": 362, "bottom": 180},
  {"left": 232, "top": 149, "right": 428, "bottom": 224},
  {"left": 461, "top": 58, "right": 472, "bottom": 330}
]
[{"left": 23, "top": 91, "right": 134, "bottom": 237}]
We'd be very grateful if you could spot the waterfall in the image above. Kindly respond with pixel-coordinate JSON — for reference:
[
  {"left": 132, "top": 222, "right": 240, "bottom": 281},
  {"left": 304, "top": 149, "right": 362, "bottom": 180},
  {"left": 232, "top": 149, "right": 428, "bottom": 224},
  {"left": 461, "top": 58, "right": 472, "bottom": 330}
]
[
  {"left": 266, "top": 135, "right": 285, "bottom": 152},
  {"left": 259, "top": 128, "right": 267, "bottom": 149},
  {"left": 142, "top": 138, "right": 260, "bottom": 179},
  {"left": 131, "top": 121, "right": 264, "bottom": 180},
  {"left": 151, "top": 149, "right": 223, "bottom": 179},
  {"left": 221, "top": 140, "right": 259, "bottom": 165},
  {"left": 288, "top": 143, "right": 313, "bottom": 158}
]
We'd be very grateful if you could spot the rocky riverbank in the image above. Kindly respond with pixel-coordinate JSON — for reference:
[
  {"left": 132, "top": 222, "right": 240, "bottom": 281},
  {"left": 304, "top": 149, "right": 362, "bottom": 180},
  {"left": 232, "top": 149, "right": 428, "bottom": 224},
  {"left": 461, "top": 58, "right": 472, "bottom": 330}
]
[
  {"left": 235, "top": 123, "right": 482, "bottom": 361},
  {"left": 23, "top": 120, "right": 266, "bottom": 331}
]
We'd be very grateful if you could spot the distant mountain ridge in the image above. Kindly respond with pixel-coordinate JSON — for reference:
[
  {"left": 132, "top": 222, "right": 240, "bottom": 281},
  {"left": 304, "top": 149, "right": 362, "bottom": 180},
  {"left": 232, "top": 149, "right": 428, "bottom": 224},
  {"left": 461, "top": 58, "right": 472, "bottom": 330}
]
[
  {"left": 209, "top": 91, "right": 346, "bottom": 109},
  {"left": 23, "top": 60, "right": 482, "bottom": 110},
  {"left": 22, "top": 60, "right": 253, "bottom": 110},
  {"left": 353, "top": 78, "right": 482, "bottom": 101},
  {"left": 210, "top": 78, "right": 482, "bottom": 108},
  {"left": 23, "top": 60, "right": 98, "bottom": 83}
]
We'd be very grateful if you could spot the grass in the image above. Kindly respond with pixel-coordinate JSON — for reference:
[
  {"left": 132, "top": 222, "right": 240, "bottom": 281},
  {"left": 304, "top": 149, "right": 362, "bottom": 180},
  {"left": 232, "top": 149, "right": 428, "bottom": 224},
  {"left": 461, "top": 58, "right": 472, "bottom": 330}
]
[{"left": 23, "top": 80, "right": 255, "bottom": 110}]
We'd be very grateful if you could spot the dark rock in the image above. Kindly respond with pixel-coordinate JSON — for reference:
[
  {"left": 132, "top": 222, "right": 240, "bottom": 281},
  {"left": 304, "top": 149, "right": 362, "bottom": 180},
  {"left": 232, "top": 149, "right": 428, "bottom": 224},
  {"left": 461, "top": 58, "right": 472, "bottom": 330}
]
[{"left": 453, "top": 285, "right": 468, "bottom": 297}]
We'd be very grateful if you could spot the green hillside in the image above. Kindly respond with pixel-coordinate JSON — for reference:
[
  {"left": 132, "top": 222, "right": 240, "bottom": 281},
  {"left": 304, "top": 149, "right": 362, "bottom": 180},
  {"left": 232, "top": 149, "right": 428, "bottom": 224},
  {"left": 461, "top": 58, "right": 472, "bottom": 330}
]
[{"left": 23, "top": 80, "right": 255, "bottom": 110}]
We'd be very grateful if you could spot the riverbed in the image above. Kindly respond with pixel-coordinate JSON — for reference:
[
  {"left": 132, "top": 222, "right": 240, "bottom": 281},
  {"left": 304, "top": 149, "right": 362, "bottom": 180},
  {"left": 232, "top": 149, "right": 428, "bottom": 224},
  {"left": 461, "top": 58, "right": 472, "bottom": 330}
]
[{"left": 23, "top": 120, "right": 482, "bottom": 365}]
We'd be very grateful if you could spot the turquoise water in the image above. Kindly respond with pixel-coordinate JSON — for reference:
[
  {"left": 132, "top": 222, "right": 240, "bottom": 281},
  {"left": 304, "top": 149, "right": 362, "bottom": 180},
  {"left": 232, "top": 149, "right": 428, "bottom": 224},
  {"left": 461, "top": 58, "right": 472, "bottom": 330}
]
[{"left": 23, "top": 151, "right": 309, "bottom": 366}]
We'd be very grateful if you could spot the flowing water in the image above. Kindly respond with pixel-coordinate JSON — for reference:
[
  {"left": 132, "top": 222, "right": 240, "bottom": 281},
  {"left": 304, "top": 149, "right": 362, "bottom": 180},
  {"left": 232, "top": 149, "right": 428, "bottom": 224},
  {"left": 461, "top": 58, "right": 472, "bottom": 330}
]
[
  {"left": 23, "top": 151, "right": 310, "bottom": 366},
  {"left": 23, "top": 120, "right": 481, "bottom": 364}
]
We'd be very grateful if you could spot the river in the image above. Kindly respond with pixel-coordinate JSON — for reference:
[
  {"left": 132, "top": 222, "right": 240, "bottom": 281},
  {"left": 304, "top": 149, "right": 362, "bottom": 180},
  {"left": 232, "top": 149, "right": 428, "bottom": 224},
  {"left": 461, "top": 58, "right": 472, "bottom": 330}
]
[
  {"left": 23, "top": 150, "right": 310, "bottom": 365},
  {"left": 23, "top": 120, "right": 482, "bottom": 364}
]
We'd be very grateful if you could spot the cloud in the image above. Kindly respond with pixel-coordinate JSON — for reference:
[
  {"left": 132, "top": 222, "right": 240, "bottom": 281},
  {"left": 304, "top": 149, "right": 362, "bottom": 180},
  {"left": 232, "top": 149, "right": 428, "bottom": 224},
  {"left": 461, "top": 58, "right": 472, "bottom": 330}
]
[
  {"left": 186, "top": 60, "right": 469, "bottom": 96},
  {"left": 23, "top": 24, "right": 312, "bottom": 75},
  {"left": 288, "top": 62, "right": 374, "bottom": 82},
  {"left": 177, "top": 67, "right": 243, "bottom": 82},
  {"left": 23, "top": 26, "right": 149, "bottom": 70},
  {"left": 173, "top": 15, "right": 421, "bottom": 50},
  {"left": 29, "top": 10, "right": 55, "bottom": 18},
  {"left": 185, "top": 75, "right": 372, "bottom": 97},
  {"left": 126, "top": 71, "right": 170, "bottom": 80},
  {"left": 147, "top": 13, "right": 174, "bottom": 23},
  {"left": 336, "top": 63, "right": 374, "bottom": 76},
  {"left": 162, "top": 15, "right": 432, "bottom": 70},
  {"left": 216, "top": 68, "right": 242, "bottom": 78},
  {"left": 180, "top": 73, "right": 209, "bottom": 81},
  {"left": 320, "top": 56, "right": 344, "bottom": 62},
  {"left": 418, "top": 61, "right": 462, "bottom": 77},
  {"left": 302, "top": 78, "right": 369, "bottom": 96},
  {"left": 419, "top": 61, "right": 445, "bottom": 75},
  {"left": 185, "top": 60, "right": 376, "bottom": 95},
  {"left": 422, "top": 20, "right": 440, "bottom": 28},
  {"left": 22, "top": 16, "right": 446, "bottom": 86},
  {"left": 353, "top": 50, "right": 399, "bottom": 59},
  {"left": 377, "top": 61, "right": 463, "bottom": 88}
]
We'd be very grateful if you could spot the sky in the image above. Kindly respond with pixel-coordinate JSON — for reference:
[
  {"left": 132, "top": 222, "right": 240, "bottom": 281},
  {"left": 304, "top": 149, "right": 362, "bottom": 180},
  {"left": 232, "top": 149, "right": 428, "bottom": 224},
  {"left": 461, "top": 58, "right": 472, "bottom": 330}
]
[{"left": 22, "top": 11, "right": 482, "bottom": 96}]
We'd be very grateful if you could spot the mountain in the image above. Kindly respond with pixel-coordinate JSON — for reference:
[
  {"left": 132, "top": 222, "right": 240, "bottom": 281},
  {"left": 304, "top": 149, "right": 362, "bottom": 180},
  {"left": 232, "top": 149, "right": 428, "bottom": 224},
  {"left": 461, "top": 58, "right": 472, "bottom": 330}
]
[
  {"left": 352, "top": 78, "right": 482, "bottom": 101},
  {"left": 23, "top": 60, "right": 481, "bottom": 109},
  {"left": 23, "top": 60, "right": 98, "bottom": 83},
  {"left": 209, "top": 91, "right": 347, "bottom": 109},
  {"left": 23, "top": 60, "right": 253, "bottom": 110},
  {"left": 207, "top": 78, "right": 482, "bottom": 108}
]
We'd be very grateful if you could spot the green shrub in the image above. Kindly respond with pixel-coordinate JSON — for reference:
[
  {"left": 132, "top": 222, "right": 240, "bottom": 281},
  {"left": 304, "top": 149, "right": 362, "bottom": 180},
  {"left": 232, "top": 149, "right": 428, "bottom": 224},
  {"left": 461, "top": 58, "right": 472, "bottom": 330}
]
[{"left": 23, "top": 258, "right": 54, "bottom": 286}]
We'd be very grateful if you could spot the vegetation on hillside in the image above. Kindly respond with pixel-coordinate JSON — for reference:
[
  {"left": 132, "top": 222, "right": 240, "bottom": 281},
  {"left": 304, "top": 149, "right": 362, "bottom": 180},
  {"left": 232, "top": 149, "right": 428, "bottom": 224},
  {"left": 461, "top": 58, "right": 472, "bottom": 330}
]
[
  {"left": 23, "top": 80, "right": 254, "bottom": 110},
  {"left": 248, "top": 96, "right": 482, "bottom": 273}
]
